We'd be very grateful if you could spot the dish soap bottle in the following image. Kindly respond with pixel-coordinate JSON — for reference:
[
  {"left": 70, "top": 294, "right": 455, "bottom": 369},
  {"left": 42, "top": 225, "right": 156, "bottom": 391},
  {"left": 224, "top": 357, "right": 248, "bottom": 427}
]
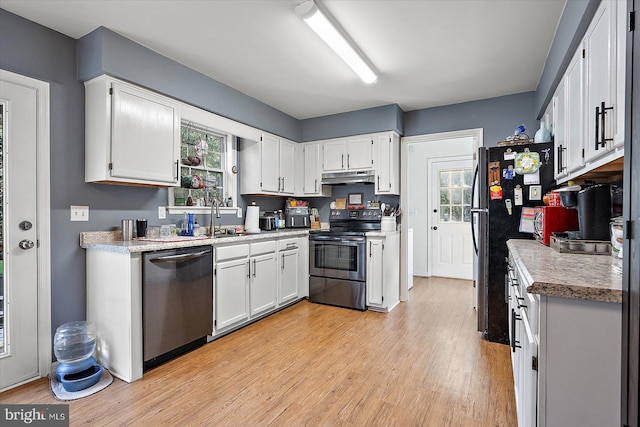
[{"left": 278, "top": 210, "right": 285, "bottom": 229}]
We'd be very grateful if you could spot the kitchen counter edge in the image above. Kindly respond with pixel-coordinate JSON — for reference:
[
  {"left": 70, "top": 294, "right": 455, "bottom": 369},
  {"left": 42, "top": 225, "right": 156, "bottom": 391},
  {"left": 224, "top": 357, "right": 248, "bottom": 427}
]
[
  {"left": 507, "top": 239, "right": 622, "bottom": 303},
  {"left": 81, "top": 230, "right": 310, "bottom": 253}
]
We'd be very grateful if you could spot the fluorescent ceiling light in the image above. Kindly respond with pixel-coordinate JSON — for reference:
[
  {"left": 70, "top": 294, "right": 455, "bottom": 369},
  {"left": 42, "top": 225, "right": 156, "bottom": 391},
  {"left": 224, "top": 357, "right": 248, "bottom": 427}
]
[{"left": 296, "top": 0, "right": 377, "bottom": 84}]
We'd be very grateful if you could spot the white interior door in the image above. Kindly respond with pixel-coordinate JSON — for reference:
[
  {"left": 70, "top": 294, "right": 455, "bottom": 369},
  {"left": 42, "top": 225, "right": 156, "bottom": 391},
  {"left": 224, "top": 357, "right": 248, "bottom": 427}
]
[
  {"left": 429, "top": 158, "right": 474, "bottom": 279},
  {"left": 0, "top": 79, "right": 40, "bottom": 390}
]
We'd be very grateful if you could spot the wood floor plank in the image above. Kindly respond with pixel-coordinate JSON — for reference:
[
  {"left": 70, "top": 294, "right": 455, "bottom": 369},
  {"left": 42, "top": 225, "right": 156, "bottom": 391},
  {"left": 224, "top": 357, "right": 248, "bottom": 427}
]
[{"left": 0, "top": 277, "right": 516, "bottom": 426}]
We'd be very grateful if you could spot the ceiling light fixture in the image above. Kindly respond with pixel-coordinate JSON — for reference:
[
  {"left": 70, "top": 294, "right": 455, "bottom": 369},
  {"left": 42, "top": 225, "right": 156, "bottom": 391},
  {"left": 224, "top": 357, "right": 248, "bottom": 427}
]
[{"left": 295, "top": 0, "right": 377, "bottom": 84}]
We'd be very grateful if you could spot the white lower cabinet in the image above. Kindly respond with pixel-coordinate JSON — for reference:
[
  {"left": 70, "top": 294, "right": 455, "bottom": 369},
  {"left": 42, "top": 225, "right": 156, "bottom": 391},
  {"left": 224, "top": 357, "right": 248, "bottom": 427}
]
[
  {"left": 249, "top": 242, "right": 278, "bottom": 316},
  {"left": 508, "top": 251, "right": 621, "bottom": 427},
  {"left": 278, "top": 238, "right": 300, "bottom": 304},
  {"left": 215, "top": 244, "right": 250, "bottom": 330},
  {"left": 214, "top": 235, "right": 309, "bottom": 334},
  {"left": 366, "top": 231, "right": 400, "bottom": 312}
]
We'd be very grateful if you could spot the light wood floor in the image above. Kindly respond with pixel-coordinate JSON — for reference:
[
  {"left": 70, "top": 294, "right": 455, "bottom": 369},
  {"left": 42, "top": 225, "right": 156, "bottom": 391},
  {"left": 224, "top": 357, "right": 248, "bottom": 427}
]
[{"left": 0, "top": 277, "right": 516, "bottom": 426}]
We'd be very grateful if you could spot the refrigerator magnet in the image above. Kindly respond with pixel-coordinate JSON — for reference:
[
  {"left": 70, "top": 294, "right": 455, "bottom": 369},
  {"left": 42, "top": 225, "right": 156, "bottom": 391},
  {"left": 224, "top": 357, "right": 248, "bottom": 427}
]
[
  {"left": 490, "top": 185, "right": 503, "bottom": 200},
  {"left": 503, "top": 164, "right": 515, "bottom": 180},
  {"left": 503, "top": 148, "right": 516, "bottom": 160},
  {"left": 529, "top": 185, "right": 542, "bottom": 200},
  {"left": 514, "top": 185, "right": 523, "bottom": 206},
  {"left": 523, "top": 170, "right": 540, "bottom": 185},
  {"left": 489, "top": 161, "right": 501, "bottom": 185}
]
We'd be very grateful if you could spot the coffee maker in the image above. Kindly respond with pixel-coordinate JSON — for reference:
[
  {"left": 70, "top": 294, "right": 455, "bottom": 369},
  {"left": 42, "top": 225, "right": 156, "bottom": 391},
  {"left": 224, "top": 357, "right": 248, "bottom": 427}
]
[{"left": 577, "top": 184, "right": 611, "bottom": 241}]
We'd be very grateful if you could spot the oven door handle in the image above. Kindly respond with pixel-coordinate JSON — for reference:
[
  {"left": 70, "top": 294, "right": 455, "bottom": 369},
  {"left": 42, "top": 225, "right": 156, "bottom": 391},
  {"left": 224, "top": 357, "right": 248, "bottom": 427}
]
[{"left": 311, "top": 236, "right": 343, "bottom": 242}]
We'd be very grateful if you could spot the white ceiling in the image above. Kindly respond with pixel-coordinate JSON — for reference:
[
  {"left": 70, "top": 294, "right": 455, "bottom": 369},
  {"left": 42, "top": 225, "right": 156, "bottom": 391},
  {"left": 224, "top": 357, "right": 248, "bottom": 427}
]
[{"left": 1, "top": 0, "right": 566, "bottom": 120}]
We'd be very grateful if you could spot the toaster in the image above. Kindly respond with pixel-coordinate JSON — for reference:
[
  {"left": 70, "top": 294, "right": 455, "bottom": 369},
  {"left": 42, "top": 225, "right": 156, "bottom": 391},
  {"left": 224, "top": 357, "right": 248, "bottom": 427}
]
[{"left": 259, "top": 216, "right": 276, "bottom": 231}]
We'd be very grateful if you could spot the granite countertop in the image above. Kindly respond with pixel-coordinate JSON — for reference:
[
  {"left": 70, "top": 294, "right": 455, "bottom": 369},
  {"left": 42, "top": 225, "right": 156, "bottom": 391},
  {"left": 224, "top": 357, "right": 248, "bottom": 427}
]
[
  {"left": 81, "top": 229, "right": 310, "bottom": 253},
  {"left": 507, "top": 239, "right": 622, "bottom": 303}
]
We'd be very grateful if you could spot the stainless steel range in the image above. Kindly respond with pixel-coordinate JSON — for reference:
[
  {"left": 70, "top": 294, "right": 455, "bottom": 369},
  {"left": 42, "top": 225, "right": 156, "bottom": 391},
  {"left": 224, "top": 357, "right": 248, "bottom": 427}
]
[{"left": 309, "top": 208, "right": 381, "bottom": 310}]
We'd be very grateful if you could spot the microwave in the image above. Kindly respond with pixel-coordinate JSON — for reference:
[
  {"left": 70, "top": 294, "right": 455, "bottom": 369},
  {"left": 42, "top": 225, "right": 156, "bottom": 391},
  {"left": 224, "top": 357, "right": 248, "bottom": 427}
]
[{"left": 534, "top": 206, "right": 579, "bottom": 245}]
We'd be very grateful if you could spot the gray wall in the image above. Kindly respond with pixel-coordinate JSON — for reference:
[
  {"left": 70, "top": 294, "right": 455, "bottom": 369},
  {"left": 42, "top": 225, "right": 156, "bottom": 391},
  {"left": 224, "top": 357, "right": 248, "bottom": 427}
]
[
  {"left": 299, "top": 104, "right": 404, "bottom": 141},
  {"left": 403, "top": 92, "right": 537, "bottom": 147}
]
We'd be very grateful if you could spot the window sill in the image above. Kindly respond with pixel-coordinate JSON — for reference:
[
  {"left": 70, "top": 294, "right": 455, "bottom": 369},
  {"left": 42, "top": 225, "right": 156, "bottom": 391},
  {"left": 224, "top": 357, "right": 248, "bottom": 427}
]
[{"left": 167, "top": 206, "right": 242, "bottom": 218}]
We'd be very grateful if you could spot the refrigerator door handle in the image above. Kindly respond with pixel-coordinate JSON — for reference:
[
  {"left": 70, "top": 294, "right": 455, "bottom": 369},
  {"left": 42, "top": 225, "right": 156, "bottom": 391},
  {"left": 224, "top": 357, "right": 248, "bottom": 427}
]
[{"left": 470, "top": 165, "right": 483, "bottom": 255}]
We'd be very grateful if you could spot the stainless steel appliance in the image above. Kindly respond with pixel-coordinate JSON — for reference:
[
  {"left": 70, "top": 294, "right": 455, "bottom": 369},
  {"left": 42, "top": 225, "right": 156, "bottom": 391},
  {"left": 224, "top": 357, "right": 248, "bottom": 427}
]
[
  {"left": 142, "top": 246, "right": 213, "bottom": 370},
  {"left": 309, "top": 208, "right": 381, "bottom": 310},
  {"left": 285, "top": 206, "right": 310, "bottom": 228},
  {"left": 471, "top": 142, "right": 555, "bottom": 343},
  {"left": 259, "top": 214, "right": 277, "bottom": 231}
]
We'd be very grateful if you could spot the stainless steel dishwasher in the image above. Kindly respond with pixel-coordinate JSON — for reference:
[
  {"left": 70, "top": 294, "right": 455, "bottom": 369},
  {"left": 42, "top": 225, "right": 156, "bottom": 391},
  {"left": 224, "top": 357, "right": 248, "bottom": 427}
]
[{"left": 142, "top": 246, "right": 213, "bottom": 370}]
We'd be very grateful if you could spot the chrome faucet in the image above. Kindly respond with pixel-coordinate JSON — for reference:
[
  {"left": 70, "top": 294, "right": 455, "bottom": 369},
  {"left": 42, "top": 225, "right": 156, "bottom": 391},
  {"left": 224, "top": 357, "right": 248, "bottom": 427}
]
[{"left": 210, "top": 196, "right": 222, "bottom": 236}]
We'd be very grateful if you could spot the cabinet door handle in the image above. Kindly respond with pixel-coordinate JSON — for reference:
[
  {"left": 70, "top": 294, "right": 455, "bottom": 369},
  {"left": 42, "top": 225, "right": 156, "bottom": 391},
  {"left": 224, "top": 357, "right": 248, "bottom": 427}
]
[
  {"left": 247, "top": 261, "right": 251, "bottom": 278},
  {"left": 282, "top": 253, "right": 285, "bottom": 270},
  {"left": 557, "top": 145, "right": 562, "bottom": 174},
  {"left": 175, "top": 160, "right": 179, "bottom": 181},
  {"left": 595, "top": 104, "right": 600, "bottom": 150},
  {"left": 369, "top": 241, "right": 372, "bottom": 257},
  {"left": 377, "top": 175, "right": 380, "bottom": 191},
  {"left": 341, "top": 154, "right": 344, "bottom": 168},
  {"left": 253, "top": 259, "right": 257, "bottom": 278},
  {"left": 314, "top": 179, "right": 317, "bottom": 193},
  {"left": 347, "top": 153, "right": 350, "bottom": 168},
  {"left": 282, "top": 176, "right": 285, "bottom": 191}
]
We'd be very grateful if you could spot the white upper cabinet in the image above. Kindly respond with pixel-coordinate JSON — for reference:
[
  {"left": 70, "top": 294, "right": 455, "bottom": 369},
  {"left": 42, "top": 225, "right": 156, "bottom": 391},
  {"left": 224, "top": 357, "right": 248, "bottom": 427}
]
[
  {"left": 240, "top": 133, "right": 296, "bottom": 195},
  {"left": 302, "top": 142, "right": 331, "bottom": 197},
  {"left": 85, "top": 75, "right": 181, "bottom": 186},
  {"left": 584, "top": 0, "right": 615, "bottom": 164},
  {"left": 565, "top": 47, "right": 585, "bottom": 174},
  {"left": 552, "top": 78, "right": 568, "bottom": 180},
  {"left": 322, "top": 136, "right": 374, "bottom": 172},
  {"left": 375, "top": 133, "right": 400, "bottom": 195},
  {"left": 552, "top": 0, "right": 626, "bottom": 183}
]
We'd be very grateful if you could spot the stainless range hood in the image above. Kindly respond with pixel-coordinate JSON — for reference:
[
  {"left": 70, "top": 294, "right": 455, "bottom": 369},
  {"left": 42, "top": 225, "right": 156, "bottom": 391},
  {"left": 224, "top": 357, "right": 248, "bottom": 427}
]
[{"left": 321, "top": 170, "right": 376, "bottom": 185}]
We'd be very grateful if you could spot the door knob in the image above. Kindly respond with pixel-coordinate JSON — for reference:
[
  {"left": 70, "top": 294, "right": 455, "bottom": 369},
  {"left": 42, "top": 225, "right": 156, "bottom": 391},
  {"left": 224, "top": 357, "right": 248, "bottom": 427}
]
[
  {"left": 19, "top": 221, "right": 33, "bottom": 230},
  {"left": 19, "top": 239, "right": 35, "bottom": 250},
  {"left": 432, "top": 226, "right": 438, "bottom": 231}
]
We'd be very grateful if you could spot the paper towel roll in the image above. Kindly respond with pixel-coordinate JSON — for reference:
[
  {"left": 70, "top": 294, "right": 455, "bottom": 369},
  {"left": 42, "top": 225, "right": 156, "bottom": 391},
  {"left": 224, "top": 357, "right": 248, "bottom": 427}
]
[{"left": 244, "top": 205, "right": 260, "bottom": 233}]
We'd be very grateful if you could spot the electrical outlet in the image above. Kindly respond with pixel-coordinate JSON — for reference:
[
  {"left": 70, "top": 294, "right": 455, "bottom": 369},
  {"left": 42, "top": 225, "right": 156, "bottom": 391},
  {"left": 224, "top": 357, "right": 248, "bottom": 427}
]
[
  {"left": 70, "top": 205, "right": 89, "bottom": 222},
  {"left": 158, "top": 206, "right": 166, "bottom": 219}
]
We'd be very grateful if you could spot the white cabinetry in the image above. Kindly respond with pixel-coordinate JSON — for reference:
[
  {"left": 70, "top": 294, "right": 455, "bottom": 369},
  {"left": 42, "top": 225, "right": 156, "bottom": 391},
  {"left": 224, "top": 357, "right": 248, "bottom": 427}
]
[
  {"left": 278, "top": 238, "right": 301, "bottom": 304},
  {"left": 584, "top": 0, "right": 616, "bottom": 164},
  {"left": 323, "top": 136, "right": 374, "bottom": 172},
  {"left": 302, "top": 142, "right": 331, "bottom": 197},
  {"left": 215, "top": 244, "right": 250, "bottom": 330},
  {"left": 85, "top": 75, "right": 180, "bottom": 186},
  {"left": 508, "top": 251, "right": 621, "bottom": 427},
  {"left": 86, "top": 250, "right": 143, "bottom": 383},
  {"left": 552, "top": 78, "right": 567, "bottom": 180},
  {"left": 366, "top": 231, "right": 400, "bottom": 312},
  {"left": 249, "top": 241, "right": 278, "bottom": 316},
  {"left": 565, "top": 47, "right": 585, "bottom": 175},
  {"left": 240, "top": 133, "right": 296, "bottom": 195},
  {"left": 374, "top": 133, "right": 400, "bottom": 195},
  {"left": 552, "top": 0, "right": 625, "bottom": 183}
]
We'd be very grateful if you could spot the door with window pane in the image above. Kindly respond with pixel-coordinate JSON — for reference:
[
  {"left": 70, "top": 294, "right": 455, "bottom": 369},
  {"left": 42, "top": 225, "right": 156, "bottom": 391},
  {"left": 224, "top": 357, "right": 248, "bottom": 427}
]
[{"left": 429, "top": 158, "right": 473, "bottom": 279}]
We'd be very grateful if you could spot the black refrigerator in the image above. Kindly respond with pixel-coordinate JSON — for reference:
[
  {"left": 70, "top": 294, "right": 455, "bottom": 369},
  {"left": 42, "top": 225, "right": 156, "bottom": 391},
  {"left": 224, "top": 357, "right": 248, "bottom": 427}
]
[{"left": 471, "top": 141, "right": 555, "bottom": 344}]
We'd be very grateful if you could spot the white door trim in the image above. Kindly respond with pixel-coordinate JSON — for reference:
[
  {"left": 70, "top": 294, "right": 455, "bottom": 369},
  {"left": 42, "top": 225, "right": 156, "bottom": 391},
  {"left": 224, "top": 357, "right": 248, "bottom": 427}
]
[
  {"left": 0, "top": 69, "right": 52, "bottom": 387},
  {"left": 400, "top": 128, "right": 483, "bottom": 301}
]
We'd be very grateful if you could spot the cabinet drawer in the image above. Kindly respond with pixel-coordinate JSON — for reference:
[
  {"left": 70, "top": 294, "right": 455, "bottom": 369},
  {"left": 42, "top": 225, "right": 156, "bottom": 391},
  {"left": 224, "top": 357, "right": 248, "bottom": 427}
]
[
  {"left": 216, "top": 244, "right": 249, "bottom": 262},
  {"left": 250, "top": 240, "right": 276, "bottom": 256},
  {"left": 278, "top": 238, "right": 299, "bottom": 251}
]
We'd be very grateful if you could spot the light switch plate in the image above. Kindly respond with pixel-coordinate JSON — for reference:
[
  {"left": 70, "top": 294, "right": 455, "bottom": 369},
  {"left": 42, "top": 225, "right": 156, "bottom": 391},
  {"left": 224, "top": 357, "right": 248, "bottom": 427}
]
[
  {"left": 70, "top": 205, "right": 89, "bottom": 222},
  {"left": 158, "top": 206, "right": 166, "bottom": 219}
]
